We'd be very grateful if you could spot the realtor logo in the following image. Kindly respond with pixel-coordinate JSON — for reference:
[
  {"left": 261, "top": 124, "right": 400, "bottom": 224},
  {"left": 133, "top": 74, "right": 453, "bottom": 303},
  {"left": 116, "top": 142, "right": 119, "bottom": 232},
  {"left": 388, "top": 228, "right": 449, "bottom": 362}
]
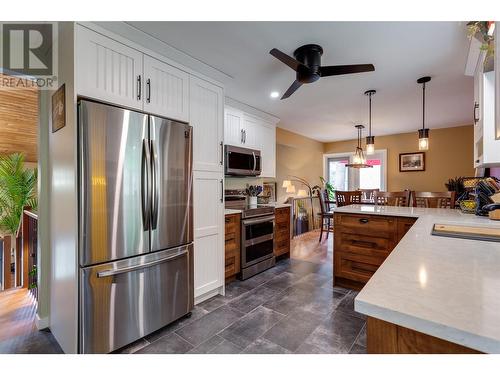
[{"left": 0, "top": 22, "right": 57, "bottom": 89}]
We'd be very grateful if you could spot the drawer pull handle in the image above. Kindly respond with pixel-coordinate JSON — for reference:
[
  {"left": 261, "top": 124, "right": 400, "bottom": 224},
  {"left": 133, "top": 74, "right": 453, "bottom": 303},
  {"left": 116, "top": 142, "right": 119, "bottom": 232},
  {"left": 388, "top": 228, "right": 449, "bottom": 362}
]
[
  {"left": 225, "top": 218, "right": 230, "bottom": 223},
  {"left": 352, "top": 239, "right": 376, "bottom": 248},
  {"left": 359, "top": 218, "right": 369, "bottom": 224}
]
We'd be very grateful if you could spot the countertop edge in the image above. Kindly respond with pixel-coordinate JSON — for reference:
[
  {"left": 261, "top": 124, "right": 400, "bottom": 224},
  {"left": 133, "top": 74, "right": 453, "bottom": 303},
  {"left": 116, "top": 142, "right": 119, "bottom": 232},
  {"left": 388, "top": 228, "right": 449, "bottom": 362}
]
[{"left": 355, "top": 299, "right": 499, "bottom": 353}]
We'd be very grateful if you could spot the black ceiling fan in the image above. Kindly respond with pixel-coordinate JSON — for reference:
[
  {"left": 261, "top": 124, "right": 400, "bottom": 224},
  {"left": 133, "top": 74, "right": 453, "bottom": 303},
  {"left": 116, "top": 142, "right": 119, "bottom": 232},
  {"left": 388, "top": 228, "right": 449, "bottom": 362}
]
[{"left": 270, "top": 44, "right": 375, "bottom": 100}]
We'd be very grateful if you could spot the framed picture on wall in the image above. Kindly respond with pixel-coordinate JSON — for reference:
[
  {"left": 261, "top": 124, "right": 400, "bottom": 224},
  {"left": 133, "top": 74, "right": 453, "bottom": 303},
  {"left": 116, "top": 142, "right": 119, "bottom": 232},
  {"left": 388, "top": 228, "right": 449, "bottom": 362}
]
[
  {"left": 399, "top": 152, "right": 425, "bottom": 172},
  {"left": 51, "top": 84, "right": 66, "bottom": 133},
  {"left": 263, "top": 182, "right": 277, "bottom": 202}
]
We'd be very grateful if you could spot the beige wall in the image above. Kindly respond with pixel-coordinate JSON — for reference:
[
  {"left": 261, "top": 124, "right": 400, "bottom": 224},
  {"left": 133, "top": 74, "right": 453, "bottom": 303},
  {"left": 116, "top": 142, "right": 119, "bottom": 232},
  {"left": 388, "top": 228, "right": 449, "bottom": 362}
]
[
  {"left": 275, "top": 127, "right": 325, "bottom": 203},
  {"left": 323, "top": 125, "right": 475, "bottom": 191}
]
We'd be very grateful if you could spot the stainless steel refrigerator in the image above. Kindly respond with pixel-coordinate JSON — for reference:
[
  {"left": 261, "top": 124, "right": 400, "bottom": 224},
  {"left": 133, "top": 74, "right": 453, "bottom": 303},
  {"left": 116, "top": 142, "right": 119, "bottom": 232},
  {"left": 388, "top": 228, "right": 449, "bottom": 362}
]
[{"left": 78, "top": 100, "right": 193, "bottom": 354}]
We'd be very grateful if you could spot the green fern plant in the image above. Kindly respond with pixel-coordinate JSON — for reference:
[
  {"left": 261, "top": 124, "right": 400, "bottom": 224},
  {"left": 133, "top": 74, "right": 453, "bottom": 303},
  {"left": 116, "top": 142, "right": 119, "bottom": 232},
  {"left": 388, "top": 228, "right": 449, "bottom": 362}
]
[{"left": 0, "top": 153, "right": 37, "bottom": 237}]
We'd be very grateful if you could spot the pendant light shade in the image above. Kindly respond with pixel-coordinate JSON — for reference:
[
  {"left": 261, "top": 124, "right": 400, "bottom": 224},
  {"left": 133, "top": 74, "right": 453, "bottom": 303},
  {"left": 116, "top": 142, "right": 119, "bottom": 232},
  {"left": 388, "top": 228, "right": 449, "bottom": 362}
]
[
  {"left": 346, "top": 125, "right": 372, "bottom": 168},
  {"left": 364, "top": 90, "right": 376, "bottom": 155},
  {"left": 417, "top": 76, "right": 431, "bottom": 151}
]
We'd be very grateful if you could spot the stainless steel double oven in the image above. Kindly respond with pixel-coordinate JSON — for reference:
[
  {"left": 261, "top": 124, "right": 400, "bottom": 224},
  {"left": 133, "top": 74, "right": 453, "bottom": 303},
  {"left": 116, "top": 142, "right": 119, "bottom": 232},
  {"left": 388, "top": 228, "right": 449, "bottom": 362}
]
[{"left": 240, "top": 208, "right": 276, "bottom": 280}]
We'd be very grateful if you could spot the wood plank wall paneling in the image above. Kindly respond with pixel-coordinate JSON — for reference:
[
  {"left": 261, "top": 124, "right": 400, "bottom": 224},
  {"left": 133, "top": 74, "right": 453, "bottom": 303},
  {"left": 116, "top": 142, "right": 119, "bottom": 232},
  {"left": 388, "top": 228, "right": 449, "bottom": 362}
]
[{"left": 0, "top": 74, "right": 39, "bottom": 162}]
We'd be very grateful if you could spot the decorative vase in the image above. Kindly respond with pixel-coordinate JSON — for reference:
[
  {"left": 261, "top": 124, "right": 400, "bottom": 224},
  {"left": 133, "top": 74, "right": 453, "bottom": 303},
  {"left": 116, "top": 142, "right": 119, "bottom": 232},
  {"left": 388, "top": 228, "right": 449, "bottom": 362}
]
[{"left": 249, "top": 196, "right": 258, "bottom": 206}]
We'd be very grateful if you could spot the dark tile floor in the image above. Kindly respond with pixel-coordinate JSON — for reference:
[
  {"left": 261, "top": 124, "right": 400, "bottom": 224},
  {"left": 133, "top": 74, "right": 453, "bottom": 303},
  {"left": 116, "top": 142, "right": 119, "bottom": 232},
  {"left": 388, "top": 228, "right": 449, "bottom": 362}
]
[{"left": 0, "top": 258, "right": 366, "bottom": 354}]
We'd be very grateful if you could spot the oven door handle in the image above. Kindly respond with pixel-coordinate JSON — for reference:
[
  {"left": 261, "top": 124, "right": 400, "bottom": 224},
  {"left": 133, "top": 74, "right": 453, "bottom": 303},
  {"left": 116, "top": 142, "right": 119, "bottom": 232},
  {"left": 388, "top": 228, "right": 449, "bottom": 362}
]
[
  {"left": 244, "top": 233, "right": 274, "bottom": 247},
  {"left": 242, "top": 215, "right": 275, "bottom": 226}
]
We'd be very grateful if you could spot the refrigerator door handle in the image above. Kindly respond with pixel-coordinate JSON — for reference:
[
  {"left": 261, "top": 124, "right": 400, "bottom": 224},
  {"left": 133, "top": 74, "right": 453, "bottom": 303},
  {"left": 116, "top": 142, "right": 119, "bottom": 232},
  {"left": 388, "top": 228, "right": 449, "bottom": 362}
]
[
  {"left": 141, "top": 139, "right": 151, "bottom": 231},
  {"left": 96, "top": 249, "right": 188, "bottom": 278},
  {"left": 150, "top": 140, "right": 159, "bottom": 230}
]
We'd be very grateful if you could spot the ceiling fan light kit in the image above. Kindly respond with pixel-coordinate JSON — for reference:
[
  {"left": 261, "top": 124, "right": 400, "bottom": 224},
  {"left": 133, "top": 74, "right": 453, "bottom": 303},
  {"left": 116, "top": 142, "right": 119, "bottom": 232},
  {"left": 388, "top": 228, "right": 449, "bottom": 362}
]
[
  {"left": 270, "top": 44, "right": 375, "bottom": 99},
  {"left": 364, "top": 89, "right": 376, "bottom": 155},
  {"left": 417, "top": 76, "right": 431, "bottom": 151},
  {"left": 346, "top": 125, "right": 373, "bottom": 168}
]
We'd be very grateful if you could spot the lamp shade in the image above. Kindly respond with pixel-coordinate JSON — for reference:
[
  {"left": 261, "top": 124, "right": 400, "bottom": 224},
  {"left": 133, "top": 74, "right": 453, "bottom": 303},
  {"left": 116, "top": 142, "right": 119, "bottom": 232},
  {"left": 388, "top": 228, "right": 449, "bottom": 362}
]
[
  {"left": 286, "top": 185, "right": 296, "bottom": 193},
  {"left": 282, "top": 180, "right": 291, "bottom": 188},
  {"left": 297, "top": 189, "right": 308, "bottom": 197}
]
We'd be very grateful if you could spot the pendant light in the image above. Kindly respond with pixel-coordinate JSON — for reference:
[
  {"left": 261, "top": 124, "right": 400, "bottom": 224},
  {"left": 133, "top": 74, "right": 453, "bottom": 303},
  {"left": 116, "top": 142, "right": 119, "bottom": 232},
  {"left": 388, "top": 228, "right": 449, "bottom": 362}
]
[
  {"left": 364, "top": 89, "right": 376, "bottom": 155},
  {"left": 346, "top": 125, "right": 373, "bottom": 168},
  {"left": 417, "top": 76, "right": 431, "bottom": 151}
]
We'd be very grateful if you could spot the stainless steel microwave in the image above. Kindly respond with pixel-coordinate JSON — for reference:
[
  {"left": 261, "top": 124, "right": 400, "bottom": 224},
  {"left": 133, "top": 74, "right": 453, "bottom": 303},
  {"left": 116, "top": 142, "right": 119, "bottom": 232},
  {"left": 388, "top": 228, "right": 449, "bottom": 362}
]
[{"left": 225, "top": 145, "right": 262, "bottom": 176}]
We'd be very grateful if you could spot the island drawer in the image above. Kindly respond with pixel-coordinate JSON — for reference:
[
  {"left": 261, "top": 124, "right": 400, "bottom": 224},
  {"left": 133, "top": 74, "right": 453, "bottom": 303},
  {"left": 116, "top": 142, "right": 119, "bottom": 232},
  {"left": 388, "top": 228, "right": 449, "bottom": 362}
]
[
  {"left": 335, "top": 213, "right": 396, "bottom": 239},
  {"left": 335, "top": 251, "right": 385, "bottom": 284},
  {"left": 336, "top": 232, "right": 392, "bottom": 257}
]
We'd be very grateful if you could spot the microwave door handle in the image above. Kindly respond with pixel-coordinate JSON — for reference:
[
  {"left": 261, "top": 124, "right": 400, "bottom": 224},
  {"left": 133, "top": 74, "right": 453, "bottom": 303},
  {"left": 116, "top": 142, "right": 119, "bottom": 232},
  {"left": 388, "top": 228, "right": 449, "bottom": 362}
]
[
  {"left": 252, "top": 152, "right": 256, "bottom": 173},
  {"left": 141, "top": 139, "right": 151, "bottom": 231}
]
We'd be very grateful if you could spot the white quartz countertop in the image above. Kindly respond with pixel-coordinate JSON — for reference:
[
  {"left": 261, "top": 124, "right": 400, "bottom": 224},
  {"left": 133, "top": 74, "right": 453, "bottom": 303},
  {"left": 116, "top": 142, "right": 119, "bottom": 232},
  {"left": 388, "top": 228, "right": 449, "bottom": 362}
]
[
  {"left": 225, "top": 209, "right": 242, "bottom": 215},
  {"left": 261, "top": 202, "right": 292, "bottom": 209},
  {"left": 335, "top": 205, "right": 500, "bottom": 353}
]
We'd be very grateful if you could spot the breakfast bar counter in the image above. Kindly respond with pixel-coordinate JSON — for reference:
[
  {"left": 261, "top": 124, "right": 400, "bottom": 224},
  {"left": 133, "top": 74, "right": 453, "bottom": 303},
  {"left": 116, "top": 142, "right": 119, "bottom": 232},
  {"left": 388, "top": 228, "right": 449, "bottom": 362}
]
[{"left": 334, "top": 205, "right": 500, "bottom": 353}]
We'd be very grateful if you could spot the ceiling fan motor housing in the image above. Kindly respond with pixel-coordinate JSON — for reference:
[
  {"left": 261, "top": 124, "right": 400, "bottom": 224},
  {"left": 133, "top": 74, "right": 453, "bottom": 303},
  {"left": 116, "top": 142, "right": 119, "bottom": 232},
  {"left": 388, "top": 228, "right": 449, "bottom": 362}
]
[{"left": 294, "top": 44, "right": 323, "bottom": 83}]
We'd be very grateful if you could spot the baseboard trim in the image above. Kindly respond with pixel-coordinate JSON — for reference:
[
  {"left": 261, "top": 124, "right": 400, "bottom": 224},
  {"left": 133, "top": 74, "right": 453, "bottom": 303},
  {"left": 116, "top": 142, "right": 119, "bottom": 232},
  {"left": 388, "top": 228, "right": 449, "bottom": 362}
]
[
  {"left": 35, "top": 313, "right": 49, "bottom": 330},
  {"left": 194, "top": 286, "right": 223, "bottom": 305}
]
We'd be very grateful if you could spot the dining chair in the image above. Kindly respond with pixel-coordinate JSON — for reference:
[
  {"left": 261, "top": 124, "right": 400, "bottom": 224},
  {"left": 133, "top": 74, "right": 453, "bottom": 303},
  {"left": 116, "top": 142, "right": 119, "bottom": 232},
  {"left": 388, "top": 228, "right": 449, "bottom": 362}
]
[
  {"left": 335, "top": 191, "right": 362, "bottom": 207},
  {"left": 374, "top": 191, "right": 411, "bottom": 207},
  {"left": 316, "top": 189, "right": 333, "bottom": 242},
  {"left": 411, "top": 191, "right": 456, "bottom": 208},
  {"left": 359, "top": 188, "right": 379, "bottom": 202}
]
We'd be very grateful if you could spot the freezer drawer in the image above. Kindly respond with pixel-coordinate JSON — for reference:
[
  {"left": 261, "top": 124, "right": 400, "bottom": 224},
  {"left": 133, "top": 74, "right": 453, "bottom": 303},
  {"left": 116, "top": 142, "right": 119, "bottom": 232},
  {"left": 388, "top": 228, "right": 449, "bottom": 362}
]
[{"left": 80, "top": 244, "right": 193, "bottom": 354}]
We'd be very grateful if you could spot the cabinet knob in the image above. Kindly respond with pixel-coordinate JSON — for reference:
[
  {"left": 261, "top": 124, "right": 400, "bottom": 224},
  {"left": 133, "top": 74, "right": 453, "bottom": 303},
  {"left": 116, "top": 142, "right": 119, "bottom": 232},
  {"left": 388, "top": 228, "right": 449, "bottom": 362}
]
[{"left": 359, "top": 218, "right": 369, "bottom": 224}]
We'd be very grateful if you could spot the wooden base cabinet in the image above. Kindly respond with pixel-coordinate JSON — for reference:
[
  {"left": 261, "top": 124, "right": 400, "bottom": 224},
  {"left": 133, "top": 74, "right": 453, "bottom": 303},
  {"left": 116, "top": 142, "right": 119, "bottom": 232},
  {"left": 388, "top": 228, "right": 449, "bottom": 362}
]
[
  {"left": 334, "top": 213, "right": 416, "bottom": 290},
  {"left": 366, "top": 317, "right": 481, "bottom": 354},
  {"left": 274, "top": 207, "right": 291, "bottom": 257},
  {"left": 224, "top": 213, "right": 241, "bottom": 280}
]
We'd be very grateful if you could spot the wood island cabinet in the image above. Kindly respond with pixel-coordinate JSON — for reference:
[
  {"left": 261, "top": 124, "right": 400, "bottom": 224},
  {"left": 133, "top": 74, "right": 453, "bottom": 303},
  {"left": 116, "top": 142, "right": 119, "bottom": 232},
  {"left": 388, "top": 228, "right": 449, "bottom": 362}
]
[
  {"left": 334, "top": 213, "right": 416, "bottom": 290},
  {"left": 224, "top": 213, "right": 241, "bottom": 280},
  {"left": 274, "top": 207, "right": 291, "bottom": 257}
]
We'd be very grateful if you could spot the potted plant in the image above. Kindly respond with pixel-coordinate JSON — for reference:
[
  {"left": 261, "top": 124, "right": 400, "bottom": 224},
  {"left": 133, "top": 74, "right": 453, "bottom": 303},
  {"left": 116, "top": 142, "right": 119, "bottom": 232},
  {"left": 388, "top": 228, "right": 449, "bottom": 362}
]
[{"left": 0, "top": 153, "right": 38, "bottom": 287}]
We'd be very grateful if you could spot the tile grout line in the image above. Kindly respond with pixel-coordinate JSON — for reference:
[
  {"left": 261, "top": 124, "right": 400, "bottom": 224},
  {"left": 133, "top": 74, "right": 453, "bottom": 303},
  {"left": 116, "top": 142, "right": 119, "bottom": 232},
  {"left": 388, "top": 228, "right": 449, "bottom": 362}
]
[{"left": 347, "top": 322, "right": 367, "bottom": 354}]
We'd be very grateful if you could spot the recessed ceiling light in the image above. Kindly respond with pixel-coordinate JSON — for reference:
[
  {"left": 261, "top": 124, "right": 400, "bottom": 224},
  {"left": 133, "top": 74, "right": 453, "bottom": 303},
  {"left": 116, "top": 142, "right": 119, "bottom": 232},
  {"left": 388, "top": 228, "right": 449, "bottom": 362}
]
[{"left": 270, "top": 91, "right": 279, "bottom": 99}]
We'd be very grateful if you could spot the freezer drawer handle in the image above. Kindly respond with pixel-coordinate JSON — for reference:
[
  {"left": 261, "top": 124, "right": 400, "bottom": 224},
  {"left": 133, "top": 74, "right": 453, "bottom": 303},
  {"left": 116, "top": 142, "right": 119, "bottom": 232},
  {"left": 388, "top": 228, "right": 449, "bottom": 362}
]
[{"left": 97, "top": 249, "right": 188, "bottom": 278}]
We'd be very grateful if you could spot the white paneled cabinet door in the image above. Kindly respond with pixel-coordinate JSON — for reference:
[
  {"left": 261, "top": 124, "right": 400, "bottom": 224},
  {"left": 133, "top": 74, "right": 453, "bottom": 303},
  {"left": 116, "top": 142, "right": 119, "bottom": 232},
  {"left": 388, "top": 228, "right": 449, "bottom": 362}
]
[
  {"left": 190, "top": 76, "right": 224, "bottom": 172},
  {"left": 259, "top": 122, "right": 276, "bottom": 178},
  {"left": 193, "top": 171, "right": 224, "bottom": 301},
  {"left": 76, "top": 25, "right": 143, "bottom": 110},
  {"left": 224, "top": 107, "right": 244, "bottom": 146},
  {"left": 241, "top": 115, "right": 258, "bottom": 148},
  {"left": 143, "top": 55, "right": 190, "bottom": 122}
]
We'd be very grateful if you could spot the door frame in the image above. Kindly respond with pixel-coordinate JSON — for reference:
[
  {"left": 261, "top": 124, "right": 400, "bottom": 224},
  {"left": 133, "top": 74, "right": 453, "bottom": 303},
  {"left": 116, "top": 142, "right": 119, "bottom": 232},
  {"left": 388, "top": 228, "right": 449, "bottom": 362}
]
[{"left": 323, "top": 149, "right": 388, "bottom": 191}]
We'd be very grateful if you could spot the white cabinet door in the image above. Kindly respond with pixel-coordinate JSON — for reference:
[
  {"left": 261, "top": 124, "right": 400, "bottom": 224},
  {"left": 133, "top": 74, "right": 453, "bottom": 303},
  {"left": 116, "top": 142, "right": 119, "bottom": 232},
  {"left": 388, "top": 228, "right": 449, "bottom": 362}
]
[
  {"left": 495, "top": 25, "right": 500, "bottom": 141},
  {"left": 259, "top": 122, "right": 276, "bottom": 178},
  {"left": 190, "top": 76, "right": 224, "bottom": 172},
  {"left": 224, "top": 107, "right": 244, "bottom": 146},
  {"left": 76, "top": 25, "right": 143, "bottom": 110},
  {"left": 143, "top": 55, "right": 189, "bottom": 122},
  {"left": 241, "top": 115, "right": 258, "bottom": 148},
  {"left": 193, "top": 171, "right": 224, "bottom": 301},
  {"left": 473, "top": 62, "right": 483, "bottom": 168}
]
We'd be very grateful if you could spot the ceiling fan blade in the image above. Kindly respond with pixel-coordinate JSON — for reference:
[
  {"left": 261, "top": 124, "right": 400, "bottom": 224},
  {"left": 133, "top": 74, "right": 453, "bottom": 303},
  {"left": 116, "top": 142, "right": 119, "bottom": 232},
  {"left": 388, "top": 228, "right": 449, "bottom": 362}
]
[
  {"left": 281, "top": 80, "right": 302, "bottom": 100},
  {"left": 319, "top": 64, "right": 375, "bottom": 77},
  {"left": 270, "top": 48, "right": 304, "bottom": 71}
]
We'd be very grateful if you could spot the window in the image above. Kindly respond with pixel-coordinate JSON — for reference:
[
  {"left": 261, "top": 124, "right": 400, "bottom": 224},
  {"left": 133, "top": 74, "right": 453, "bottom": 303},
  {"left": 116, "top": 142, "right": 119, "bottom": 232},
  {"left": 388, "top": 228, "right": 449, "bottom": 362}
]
[{"left": 324, "top": 150, "right": 387, "bottom": 191}]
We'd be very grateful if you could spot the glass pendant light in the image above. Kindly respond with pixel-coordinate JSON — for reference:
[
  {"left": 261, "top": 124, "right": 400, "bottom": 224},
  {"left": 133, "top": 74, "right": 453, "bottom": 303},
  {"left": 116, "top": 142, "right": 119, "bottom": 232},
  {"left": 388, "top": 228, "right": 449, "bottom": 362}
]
[
  {"left": 417, "top": 76, "right": 431, "bottom": 151},
  {"left": 346, "top": 125, "right": 372, "bottom": 168},
  {"left": 364, "top": 90, "right": 376, "bottom": 155}
]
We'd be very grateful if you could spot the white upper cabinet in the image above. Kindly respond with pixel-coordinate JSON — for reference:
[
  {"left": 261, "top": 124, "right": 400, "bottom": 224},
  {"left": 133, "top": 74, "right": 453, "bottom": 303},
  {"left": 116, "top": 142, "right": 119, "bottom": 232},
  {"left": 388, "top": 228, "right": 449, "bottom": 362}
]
[
  {"left": 224, "top": 105, "right": 277, "bottom": 178},
  {"left": 190, "top": 76, "right": 224, "bottom": 172},
  {"left": 143, "top": 55, "right": 190, "bottom": 122},
  {"left": 76, "top": 25, "right": 143, "bottom": 110},
  {"left": 224, "top": 107, "right": 244, "bottom": 146},
  {"left": 258, "top": 122, "right": 276, "bottom": 178}
]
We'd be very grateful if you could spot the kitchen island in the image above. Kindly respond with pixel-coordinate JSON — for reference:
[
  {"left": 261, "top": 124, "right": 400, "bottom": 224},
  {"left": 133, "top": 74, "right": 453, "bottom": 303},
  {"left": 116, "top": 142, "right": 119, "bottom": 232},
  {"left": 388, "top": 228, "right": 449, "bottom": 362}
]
[{"left": 334, "top": 205, "right": 500, "bottom": 354}]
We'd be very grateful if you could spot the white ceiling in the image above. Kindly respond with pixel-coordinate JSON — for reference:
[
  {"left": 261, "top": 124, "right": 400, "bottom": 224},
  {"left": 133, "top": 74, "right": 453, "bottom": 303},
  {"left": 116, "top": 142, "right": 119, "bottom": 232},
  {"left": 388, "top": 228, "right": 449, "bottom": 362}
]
[{"left": 126, "top": 21, "right": 473, "bottom": 142}]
